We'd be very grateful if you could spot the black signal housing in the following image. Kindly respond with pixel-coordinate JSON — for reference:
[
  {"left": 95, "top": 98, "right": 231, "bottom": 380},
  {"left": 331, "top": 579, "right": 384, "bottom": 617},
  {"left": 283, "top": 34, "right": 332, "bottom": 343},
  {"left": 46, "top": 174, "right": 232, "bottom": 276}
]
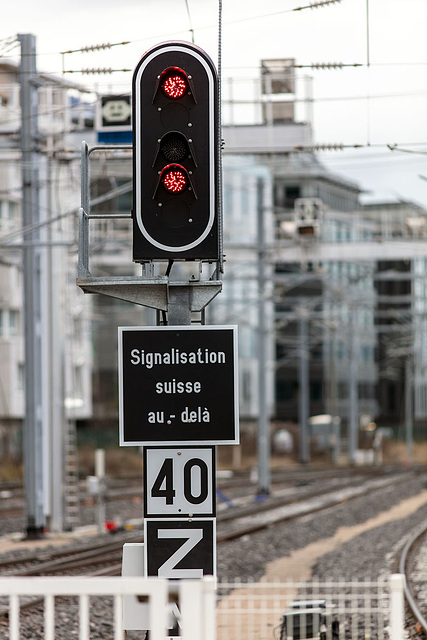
[{"left": 132, "top": 41, "right": 219, "bottom": 261}]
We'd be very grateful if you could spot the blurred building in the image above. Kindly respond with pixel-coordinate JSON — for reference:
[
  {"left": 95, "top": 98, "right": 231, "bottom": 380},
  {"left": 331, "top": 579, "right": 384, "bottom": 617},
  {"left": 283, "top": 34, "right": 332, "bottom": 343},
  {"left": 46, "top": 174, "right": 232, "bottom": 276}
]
[
  {"left": 0, "top": 54, "right": 93, "bottom": 528},
  {"left": 222, "top": 59, "right": 427, "bottom": 445},
  {"left": 1, "top": 41, "right": 427, "bottom": 507},
  {"left": 207, "top": 155, "right": 275, "bottom": 420}
]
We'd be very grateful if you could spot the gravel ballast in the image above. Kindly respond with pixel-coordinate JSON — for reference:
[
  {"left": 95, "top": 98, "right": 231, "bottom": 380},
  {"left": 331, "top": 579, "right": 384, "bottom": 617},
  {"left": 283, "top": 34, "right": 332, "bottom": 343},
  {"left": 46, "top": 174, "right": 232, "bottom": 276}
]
[{"left": 1, "top": 470, "right": 426, "bottom": 639}]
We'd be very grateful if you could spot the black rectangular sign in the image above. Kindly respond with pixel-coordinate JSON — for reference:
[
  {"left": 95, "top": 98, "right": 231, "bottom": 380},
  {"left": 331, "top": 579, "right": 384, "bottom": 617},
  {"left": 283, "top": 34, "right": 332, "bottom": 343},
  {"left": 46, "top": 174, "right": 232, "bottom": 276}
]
[
  {"left": 118, "top": 325, "right": 238, "bottom": 445},
  {"left": 144, "top": 518, "right": 216, "bottom": 578}
]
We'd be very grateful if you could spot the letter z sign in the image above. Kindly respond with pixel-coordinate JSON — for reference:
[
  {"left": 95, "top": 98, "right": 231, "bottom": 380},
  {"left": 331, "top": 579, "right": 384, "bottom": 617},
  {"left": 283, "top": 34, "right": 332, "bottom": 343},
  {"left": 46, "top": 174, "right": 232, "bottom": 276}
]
[{"left": 144, "top": 519, "right": 216, "bottom": 578}]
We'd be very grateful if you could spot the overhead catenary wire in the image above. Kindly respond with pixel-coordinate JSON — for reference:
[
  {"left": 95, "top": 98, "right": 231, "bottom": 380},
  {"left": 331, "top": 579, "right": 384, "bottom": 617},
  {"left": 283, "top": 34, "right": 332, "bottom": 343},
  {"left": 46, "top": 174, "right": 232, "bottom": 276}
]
[
  {"left": 0, "top": 0, "right": 344, "bottom": 74},
  {"left": 60, "top": 41, "right": 130, "bottom": 55},
  {"left": 0, "top": 4, "right": 426, "bottom": 204}
]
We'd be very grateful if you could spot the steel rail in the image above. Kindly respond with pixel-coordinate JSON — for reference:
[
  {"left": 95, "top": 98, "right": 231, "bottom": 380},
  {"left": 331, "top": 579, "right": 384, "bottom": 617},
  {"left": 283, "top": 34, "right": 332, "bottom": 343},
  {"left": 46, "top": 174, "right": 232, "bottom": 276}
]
[
  {"left": 0, "top": 469, "right": 424, "bottom": 621},
  {"left": 399, "top": 519, "right": 427, "bottom": 633}
]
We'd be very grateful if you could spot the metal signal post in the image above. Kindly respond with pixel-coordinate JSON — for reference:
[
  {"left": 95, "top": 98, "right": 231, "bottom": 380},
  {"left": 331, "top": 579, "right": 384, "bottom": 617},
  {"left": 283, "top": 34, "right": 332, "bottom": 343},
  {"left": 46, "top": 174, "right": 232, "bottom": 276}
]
[
  {"left": 132, "top": 41, "right": 220, "bottom": 262},
  {"left": 78, "top": 42, "right": 233, "bottom": 614}
]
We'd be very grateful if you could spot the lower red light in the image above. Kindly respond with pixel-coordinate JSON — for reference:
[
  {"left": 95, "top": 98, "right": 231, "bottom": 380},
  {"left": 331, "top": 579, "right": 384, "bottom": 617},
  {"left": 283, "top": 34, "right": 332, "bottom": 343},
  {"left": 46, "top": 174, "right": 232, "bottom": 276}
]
[{"left": 161, "top": 166, "right": 188, "bottom": 193}]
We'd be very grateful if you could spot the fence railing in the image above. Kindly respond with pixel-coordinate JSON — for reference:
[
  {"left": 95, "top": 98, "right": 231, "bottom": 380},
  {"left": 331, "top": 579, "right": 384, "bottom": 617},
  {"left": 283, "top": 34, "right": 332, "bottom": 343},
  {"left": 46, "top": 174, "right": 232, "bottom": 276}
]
[
  {"left": 0, "top": 575, "right": 216, "bottom": 640},
  {"left": 216, "top": 574, "right": 405, "bottom": 640},
  {"left": 0, "top": 574, "right": 405, "bottom": 640}
]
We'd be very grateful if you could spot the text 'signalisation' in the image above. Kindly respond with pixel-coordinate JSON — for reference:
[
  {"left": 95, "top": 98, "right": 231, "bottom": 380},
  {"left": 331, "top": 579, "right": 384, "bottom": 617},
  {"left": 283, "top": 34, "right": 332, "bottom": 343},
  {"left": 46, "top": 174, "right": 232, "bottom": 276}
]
[{"left": 130, "top": 348, "right": 226, "bottom": 368}]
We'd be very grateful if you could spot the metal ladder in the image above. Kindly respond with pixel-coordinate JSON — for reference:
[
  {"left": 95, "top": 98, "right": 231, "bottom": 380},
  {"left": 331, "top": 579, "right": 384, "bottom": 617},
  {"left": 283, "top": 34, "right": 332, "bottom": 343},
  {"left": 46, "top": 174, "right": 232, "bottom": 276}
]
[{"left": 64, "top": 420, "right": 80, "bottom": 530}]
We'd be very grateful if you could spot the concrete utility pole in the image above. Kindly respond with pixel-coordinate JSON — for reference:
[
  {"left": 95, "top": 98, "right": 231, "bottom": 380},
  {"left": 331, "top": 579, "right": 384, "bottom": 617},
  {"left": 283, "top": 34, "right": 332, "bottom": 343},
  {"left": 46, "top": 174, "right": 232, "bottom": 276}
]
[
  {"left": 256, "top": 178, "right": 271, "bottom": 495},
  {"left": 19, "top": 33, "right": 45, "bottom": 538},
  {"left": 348, "top": 303, "right": 359, "bottom": 465},
  {"left": 405, "top": 356, "right": 413, "bottom": 463},
  {"left": 327, "top": 323, "right": 340, "bottom": 464},
  {"left": 298, "top": 312, "right": 310, "bottom": 464},
  {"left": 45, "top": 136, "right": 66, "bottom": 533}
]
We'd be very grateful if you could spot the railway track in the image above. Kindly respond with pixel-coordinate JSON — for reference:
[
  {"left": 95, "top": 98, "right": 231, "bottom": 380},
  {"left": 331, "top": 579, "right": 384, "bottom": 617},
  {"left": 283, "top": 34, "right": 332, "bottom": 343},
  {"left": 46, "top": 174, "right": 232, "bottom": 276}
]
[
  {"left": 0, "top": 464, "right": 409, "bottom": 520},
  {"left": 0, "top": 464, "right": 405, "bottom": 540},
  {"left": 0, "top": 467, "right": 420, "bottom": 578},
  {"left": 399, "top": 519, "right": 427, "bottom": 635},
  {"left": 0, "top": 465, "right": 425, "bottom": 631}
]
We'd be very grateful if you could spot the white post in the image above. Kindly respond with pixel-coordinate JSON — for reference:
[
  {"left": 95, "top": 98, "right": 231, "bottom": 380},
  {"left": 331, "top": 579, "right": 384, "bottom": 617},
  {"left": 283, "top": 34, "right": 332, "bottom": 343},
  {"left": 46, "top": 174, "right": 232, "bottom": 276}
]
[
  {"left": 180, "top": 578, "right": 216, "bottom": 640},
  {"left": 202, "top": 577, "right": 217, "bottom": 640},
  {"left": 180, "top": 580, "right": 202, "bottom": 640},
  {"left": 45, "top": 594, "right": 55, "bottom": 640},
  {"left": 79, "top": 593, "right": 90, "bottom": 640},
  {"left": 148, "top": 579, "right": 169, "bottom": 640},
  {"left": 389, "top": 574, "right": 405, "bottom": 640},
  {"left": 9, "top": 594, "right": 20, "bottom": 640},
  {"left": 95, "top": 448, "right": 106, "bottom": 533}
]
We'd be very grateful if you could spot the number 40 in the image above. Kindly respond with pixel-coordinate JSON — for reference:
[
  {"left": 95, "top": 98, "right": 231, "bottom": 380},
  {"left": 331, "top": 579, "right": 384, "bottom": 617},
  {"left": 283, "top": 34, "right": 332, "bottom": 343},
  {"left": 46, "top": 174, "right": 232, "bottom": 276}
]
[{"left": 151, "top": 457, "right": 209, "bottom": 506}]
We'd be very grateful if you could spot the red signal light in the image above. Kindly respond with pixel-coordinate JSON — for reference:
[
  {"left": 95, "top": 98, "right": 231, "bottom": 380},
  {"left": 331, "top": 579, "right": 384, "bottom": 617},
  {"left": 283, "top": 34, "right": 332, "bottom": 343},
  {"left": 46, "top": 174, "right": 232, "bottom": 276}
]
[
  {"left": 161, "top": 164, "right": 189, "bottom": 193},
  {"left": 160, "top": 68, "right": 189, "bottom": 99}
]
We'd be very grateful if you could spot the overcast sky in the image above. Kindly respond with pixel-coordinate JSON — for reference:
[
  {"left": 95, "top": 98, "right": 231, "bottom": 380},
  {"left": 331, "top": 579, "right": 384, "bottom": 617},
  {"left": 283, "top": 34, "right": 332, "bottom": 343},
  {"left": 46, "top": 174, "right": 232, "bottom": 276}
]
[{"left": 2, "top": 0, "right": 427, "bottom": 207}]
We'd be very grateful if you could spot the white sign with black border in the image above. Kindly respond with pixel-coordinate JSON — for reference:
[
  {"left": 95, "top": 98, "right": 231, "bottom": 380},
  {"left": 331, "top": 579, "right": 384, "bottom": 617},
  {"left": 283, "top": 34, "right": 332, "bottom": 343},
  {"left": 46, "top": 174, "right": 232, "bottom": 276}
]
[
  {"left": 96, "top": 94, "right": 132, "bottom": 131},
  {"left": 144, "top": 446, "right": 215, "bottom": 517},
  {"left": 144, "top": 518, "right": 216, "bottom": 579}
]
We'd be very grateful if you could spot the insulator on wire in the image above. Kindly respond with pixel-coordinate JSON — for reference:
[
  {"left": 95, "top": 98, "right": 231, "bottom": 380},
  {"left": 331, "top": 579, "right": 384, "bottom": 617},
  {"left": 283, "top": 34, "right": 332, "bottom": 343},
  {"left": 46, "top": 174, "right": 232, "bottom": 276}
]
[
  {"left": 311, "top": 62, "right": 344, "bottom": 70},
  {"left": 313, "top": 143, "right": 345, "bottom": 151},
  {"left": 294, "top": 0, "right": 341, "bottom": 12},
  {"left": 81, "top": 43, "right": 112, "bottom": 53},
  {"left": 81, "top": 68, "right": 113, "bottom": 75},
  {"left": 310, "top": 0, "right": 341, "bottom": 7},
  {"left": 293, "top": 143, "right": 345, "bottom": 152}
]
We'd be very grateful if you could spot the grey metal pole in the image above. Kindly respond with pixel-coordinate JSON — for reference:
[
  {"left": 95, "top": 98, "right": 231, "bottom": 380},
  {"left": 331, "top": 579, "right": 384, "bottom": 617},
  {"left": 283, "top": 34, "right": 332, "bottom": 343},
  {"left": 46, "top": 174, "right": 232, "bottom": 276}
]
[
  {"left": 256, "top": 178, "right": 270, "bottom": 494},
  {"left": 46, "top": 141, "right": 65, "bottom": 533},
  {"left": 298, "top": 313, "right": 309, "bottom": 464},
  {"left": 348, "top": 304, "right": 358, "bottom": 465},
  {"left": 328, "top": 323, "right": 339, "bottom": 464},
  {"left": 405, "top": 356, "right": 413, "bottom": 464},
  {"left": 19, "top": 33, "right": 45, "bottom": 538},
  {"left": 95, "top": 449, "right": 106, "bottom": 534}
]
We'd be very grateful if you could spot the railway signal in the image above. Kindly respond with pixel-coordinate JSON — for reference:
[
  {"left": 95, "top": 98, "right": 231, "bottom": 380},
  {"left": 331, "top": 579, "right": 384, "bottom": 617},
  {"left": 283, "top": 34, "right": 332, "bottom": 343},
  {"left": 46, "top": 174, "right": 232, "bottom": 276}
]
[{"left": 132, "top": 41, "right": 220, "bottom": 261}]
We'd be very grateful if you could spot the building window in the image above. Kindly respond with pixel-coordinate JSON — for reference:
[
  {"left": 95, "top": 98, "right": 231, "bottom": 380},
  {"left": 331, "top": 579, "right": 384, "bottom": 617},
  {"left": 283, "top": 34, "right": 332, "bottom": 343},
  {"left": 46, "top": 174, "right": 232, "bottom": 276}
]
[
  {"left": 276, "top": 380, "right": 296, "bottom": 401},
  {"left": 73, "top": 365, "right": 84, "bottom": 401},
  {"left": 17, "top": 363, "right": 24, "bottom": 391},
  {"left": 310, "top": 381, "right": 322, "bottom": 401},
  {"left": 0, "top": 309, "right": 20, "bottom": 337},
  {"left": 9, "top": 310, "right": 18, "bottom": 335},
  {"left": 7, "top": 202, "right": 17, "bottom": 219},
  {"left": 284, "top": 185, "right": 300, "bottom": 210},
  {"left": 242, "top": 370, "right": 251, "bottom": 404},
  {"left": 0, "top": 201, "right": 18, "bottom": 230},
  {"left": 338, "top": 382, "right": 348, "bottom": 399}
]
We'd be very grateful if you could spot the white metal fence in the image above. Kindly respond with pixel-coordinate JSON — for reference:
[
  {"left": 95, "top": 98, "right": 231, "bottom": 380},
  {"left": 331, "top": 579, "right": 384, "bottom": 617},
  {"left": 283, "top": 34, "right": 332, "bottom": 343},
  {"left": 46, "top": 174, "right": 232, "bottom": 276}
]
[
  {"left": 216, "top": 575, "right": 405, "bottom": 640},
  {"left": 0, "top": 574, "right": 405, "bottom": 640},
  {"left": 0, "top": 576, "right": 216, "bottom": 640}
]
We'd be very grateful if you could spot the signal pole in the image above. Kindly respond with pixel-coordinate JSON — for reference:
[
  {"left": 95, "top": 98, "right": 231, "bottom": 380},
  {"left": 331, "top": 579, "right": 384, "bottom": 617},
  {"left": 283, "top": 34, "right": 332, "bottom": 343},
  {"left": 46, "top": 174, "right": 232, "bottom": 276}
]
[
  {"left": 19, "top": 33, "right": 45, "bottom": 538},
  {"left": 257, "top": 178, "right": 270, "bottom": 494},
  {"left": 298, "top": 312, "right": 310, "bottom": 464},
  {"left": 348, "top": 302, "right": 359, "bottom": 465},
  {"left": 405, "top": 356, "right": 413, "bottom": 463}
]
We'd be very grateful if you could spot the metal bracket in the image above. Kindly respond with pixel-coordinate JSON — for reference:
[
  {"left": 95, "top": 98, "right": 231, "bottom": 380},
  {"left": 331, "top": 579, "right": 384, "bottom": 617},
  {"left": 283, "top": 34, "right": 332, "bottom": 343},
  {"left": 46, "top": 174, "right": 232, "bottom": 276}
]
[
  {"left": 77, "top": 141, "right": 222, "bottom": 323},
  {"left": 76, "top": 275, "right": 222, "bottom": 312}
]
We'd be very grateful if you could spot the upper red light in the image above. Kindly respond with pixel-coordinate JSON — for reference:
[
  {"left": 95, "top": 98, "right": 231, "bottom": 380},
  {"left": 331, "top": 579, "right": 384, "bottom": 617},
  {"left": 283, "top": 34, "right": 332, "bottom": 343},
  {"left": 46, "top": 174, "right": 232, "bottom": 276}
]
[{"left": 161, "top": 68, "right": 188, "bottom": 99}]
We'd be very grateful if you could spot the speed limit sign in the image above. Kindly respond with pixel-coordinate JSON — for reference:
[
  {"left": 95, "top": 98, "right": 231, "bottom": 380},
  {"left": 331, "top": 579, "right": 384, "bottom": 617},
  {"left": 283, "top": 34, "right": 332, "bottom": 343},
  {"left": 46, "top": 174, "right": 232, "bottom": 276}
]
[{"left": 143, "top": 446, "right": 216, "bottom": 518}]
